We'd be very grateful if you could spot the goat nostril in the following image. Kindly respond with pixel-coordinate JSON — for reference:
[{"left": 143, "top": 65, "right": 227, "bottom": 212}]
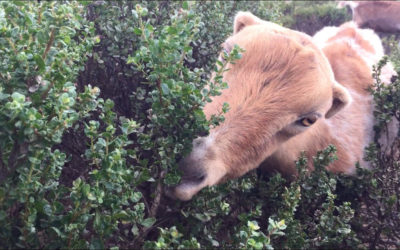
[{"left": 194, "top": 173, "right": 206, "bottom": 182}]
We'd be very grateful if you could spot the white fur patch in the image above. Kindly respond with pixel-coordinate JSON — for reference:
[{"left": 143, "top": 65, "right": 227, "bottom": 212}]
[
  {"left": 380, "top": 62, "right": 397, "bottom": 85},
  {"left": 193, "top": 134, "right": 227, "bottom": 187},
  {"left": 191, "top": 136, "right": 215, "bottom": 160},
  {"left": 313, "top": 26, "right": 339, "bottom": 47}
]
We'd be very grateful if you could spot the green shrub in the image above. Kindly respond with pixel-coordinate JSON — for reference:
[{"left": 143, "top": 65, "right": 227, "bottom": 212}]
[
  {"left": 187, "top": 1, "right": 284, "bottom": 72},
  {"left": 337, "top": 57, "right": 400, "bottom": 249},
  {"left": 280, "top": 1, "right": 351, "bottom": 35},
  {"left": 0, "top": 1, "right": 98, "bottom": 248},
  {"left": 382, "top": 35, "right": 400, "bottom": 70},
  {"left": 0, "top": 1, "right": 244, "bottom": 248},
  {"left": 0, "top": 1, "right": 399, "bottom": 249}
]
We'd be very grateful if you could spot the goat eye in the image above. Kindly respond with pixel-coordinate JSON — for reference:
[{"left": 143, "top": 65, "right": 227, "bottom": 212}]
[{"left": 299, "top": 115, "right": 317, "bottom": 127}]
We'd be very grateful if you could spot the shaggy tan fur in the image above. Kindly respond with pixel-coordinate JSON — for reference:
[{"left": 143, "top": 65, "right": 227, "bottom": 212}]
[{"left": 168, "top": 12, "right": 394, "bottom": 201}]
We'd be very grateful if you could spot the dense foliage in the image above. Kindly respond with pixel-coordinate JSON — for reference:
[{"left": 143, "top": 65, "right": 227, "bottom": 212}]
[
  {"left": 280, "top": 1, "right": 350, "bottom": 35},
  {"left": 0, "top": 1, "right": 398, "bottom": 249}
]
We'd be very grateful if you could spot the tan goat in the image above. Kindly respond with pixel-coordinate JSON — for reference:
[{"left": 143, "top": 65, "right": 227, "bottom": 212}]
[
  {"left": 338, "top": 1, "right": 400, "bottom": 33},
  {"left": 168, "top": 12, "right": 394, "bottom": 201}
]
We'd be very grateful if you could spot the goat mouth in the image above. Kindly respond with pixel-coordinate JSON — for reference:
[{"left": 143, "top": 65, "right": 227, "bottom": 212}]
[{"left": 164, "top": 173, "right": 207, "bottom": 201}]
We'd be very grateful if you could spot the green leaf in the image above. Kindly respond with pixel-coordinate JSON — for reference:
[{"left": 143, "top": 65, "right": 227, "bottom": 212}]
[
  {"left": 113, "top": 211, "right": 129, "bottom": 220},
  {"left": 167, "top": 26, "right": 177, "bottom": 35},
  {"left": 51, "top": 227, "right": 65, "bottom": 237},
  {"left": 0, "top": 92, "right": 10, "bottom": 101},
  {"left": 64, "top": 35, "right": 71, "bottom": 44},
  {"left": 126, "top": 56, "right": 135, "bottom": 64},
  {"left": 11, "top": 92, "right": 25, "bottom": 103},
  {"left": 131, "top": 224, "right": 139, "bottom": 236},
  {"left": 161, "top": 83, "right": 169, "bottom": 95},
  {"left": 34, "top": 54, "right": 45, "bottom": 72},
  {"left": 133, "top": 27, "right": 142, "bottom": 35},
  {"left": 130, "top": 192, "right": 142, "bottom": 203},
  {"left": 97, "top": 138, "right": 107, "bottom": 148},
  {"left": 248, "top": 221, "right": 260, "bottom": 231},
  {"left": 146, "top": 24, "right": 154, "bottom": 32},
  {"left": 13, "top": 1, "right": 25, "bottom": 6},
  {"left": 194, "top": 213, "right": 211, "bottom": 222},
  {"left": 140, "top": 217, "right": 156, "bottom": 228},
  {"left": 0, "top": 211, "right": 6, "bottom": 221},
  {"left": 182, "top": 1, "right": 189, "bottom": 10},
  {"left": 90, "top": 238, "right": 104, "bottom": 250},
  {"left": 337, "top": 228, "right": 351, "bottom": 234}
]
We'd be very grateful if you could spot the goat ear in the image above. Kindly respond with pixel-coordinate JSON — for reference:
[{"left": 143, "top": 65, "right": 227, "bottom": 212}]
[
  {"left": 325, "top": 81, "right": 352, "bottom": 118},
  {"left": 234, "top": 11, "right": 261, "bottom": 34}
]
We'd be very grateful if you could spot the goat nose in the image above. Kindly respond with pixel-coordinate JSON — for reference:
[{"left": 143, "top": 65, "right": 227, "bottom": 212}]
[{"left": 179, "top": 160, "right": 207, "bottom": 183}]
